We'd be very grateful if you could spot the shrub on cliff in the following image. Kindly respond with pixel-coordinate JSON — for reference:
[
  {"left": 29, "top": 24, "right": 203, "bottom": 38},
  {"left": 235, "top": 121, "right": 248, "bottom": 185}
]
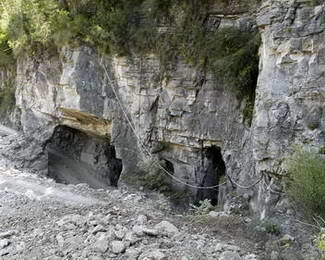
[
  {"left": 0, "top": 0, "right": 63, "bottom": 55},
  {"left": 0, "top": 0, "right": 260, "bottom": 98},
  {"left": 286, "top": 149, "right": 325, "bottom": 218},
  {"left": 136, "top": 158, "right": 172, "bottom": 193}
]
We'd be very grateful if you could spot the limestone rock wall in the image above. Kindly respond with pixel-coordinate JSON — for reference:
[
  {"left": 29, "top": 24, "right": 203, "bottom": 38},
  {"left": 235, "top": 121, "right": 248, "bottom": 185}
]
[
  {"left": 12, "top": 0, "right": 325, "bottom": 217},
  {"left": 252, "top": 0, "right": 325, "bottom": 217}
]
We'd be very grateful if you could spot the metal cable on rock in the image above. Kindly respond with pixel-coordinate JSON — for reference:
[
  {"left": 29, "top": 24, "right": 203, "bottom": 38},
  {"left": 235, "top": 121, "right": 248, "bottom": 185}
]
[
  {"left": 102, "top": 63, "right": 260, "bottom": 190},
  {"left": 226, "top": 173, "right": 264, "bottom": 189}
]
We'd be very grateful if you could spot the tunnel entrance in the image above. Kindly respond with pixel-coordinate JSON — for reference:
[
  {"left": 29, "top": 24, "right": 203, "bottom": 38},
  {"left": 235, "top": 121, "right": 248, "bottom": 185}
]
[
  {"left": 197, "top": 146, "right": 226, "bottom": 206},
  {"left": 46, "top": 125, "right": 122, "bottom": 189}
]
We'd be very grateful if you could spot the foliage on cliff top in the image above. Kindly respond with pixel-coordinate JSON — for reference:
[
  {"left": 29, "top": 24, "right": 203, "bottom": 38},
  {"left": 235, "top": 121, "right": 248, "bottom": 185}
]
[{"left": 0, "top": 0, "right": 260, "bottom": 95}]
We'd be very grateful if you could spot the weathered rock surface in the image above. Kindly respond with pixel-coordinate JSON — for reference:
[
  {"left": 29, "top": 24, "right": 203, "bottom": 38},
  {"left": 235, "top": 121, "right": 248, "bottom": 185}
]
[
  {"left": 154, "top": 221, "right": 179, "bottom": 237},
  {"left": 252, "top": 0, "right": 325, "bottom": 217},
  {"left": 0, "top": 125, "right": 47, "bottom": 174},
  {"left": 11, "top": 14, "right": 255, "bottom": 207},
  {"left": 0, "top": 0, "right": 324, "bottom": 218},
  {"left": 0, "top": 129, "right": 323, "bottom": 260},
  {"left": 0, "top": 239, "right": 10, "bottom": 250},
  {"left": 110, "top": 240, "right": 126, "bottom": 254}
]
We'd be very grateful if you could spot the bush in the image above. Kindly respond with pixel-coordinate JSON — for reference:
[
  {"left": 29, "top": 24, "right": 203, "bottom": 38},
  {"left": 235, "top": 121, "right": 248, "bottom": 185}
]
[
  {"left": 286, "top": 149, "right": 325, "bottom": 218},
  {"left": 190, "top": 199, "right": 216, "bottom": 215},
  {"left": 262, "top": 220, "right": 281, "bottom": 235},
  {"left": 123, "top": 158, "right": 190, "bottom": 201},
  {"left": 320, "top": 147, "right": 325, "bottom": 155},
  {"left": 0, "top": 31, "right": 14, "bottom": 67},
  {"left": 135, "top": 158, "right": 172, "bottom": 193},
  {"left": 315, "top": 228, "right": 325, "bottom": 259},
  {"left": 0, "top": 0, "right": 62, "bottom": 55},
  {"left": 122, "top": 158, "right": 172, "bottom": 193}
]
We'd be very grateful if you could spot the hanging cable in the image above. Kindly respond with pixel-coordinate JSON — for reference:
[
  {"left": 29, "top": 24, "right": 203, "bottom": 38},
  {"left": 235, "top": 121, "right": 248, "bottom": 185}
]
[{"left": 102, "top": 62, "right": 261, "bottom": 190}]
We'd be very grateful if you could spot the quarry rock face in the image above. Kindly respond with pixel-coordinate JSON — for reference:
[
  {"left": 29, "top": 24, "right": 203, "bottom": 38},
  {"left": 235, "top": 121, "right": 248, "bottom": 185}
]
[
  {"left": 8, "top": 0, "right": 325, "bottom": 216},
  {"left": 253, "top": 0, "right": 325, "bottom": 217}
]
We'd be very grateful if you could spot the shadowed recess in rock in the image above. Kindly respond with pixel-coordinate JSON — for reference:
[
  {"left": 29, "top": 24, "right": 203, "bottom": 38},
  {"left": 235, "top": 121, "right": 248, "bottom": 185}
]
[
  {"left": 197, "top": 146, "right": 226, "bottom": 206},
  {"left": 45, "top": 125, "right": 122, "bottom": 189}
]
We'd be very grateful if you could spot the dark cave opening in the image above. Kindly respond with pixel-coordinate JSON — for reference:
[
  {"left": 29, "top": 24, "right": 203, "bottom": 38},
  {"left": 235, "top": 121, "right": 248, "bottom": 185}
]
[
  {"left": 197, "top": 146, "right": 226, "bottom": 206},
  {"left": 164, "top": 159, "right": 174, "bottom": 176},
  {"left": 45, "top": 125, "right": 122, "bottom": 189}
]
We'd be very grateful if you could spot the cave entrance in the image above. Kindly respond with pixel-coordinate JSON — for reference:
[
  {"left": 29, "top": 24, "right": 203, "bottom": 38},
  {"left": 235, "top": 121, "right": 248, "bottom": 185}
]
[
  {"left": 164, "top": 159, "right": 174, "bottom": 176},
  {"left": 197, "top": 146, "right": 226, "bottom": 206},
  {"left": 46, "top": 125, "right": 122, "bottom": 189}
]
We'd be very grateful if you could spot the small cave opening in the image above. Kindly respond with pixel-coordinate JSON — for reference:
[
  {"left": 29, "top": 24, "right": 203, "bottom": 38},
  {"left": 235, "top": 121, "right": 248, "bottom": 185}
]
[
  {"left": 164, "top": 159, "right": 174, "bottom": 176},
  {"left": 45, "top": 125, "right": 122, "bottom": 189},
  {"left": 197, "top": 146, "right": 226, "bottom": 206}
]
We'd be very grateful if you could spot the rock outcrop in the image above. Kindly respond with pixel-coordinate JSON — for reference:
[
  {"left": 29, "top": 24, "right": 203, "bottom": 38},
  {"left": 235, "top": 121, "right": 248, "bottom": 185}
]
[
  {"left": 253, "top": 0, "right": 325, "bottom": 217},
  {"left": 1, "top": 0, "right": 324, "bottom": 217}
]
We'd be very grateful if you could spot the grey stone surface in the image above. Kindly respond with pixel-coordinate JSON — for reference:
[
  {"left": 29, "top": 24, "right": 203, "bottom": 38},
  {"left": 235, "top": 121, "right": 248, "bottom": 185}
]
[
  {"left": 110, "top": 240, "right": 126, "bottom": 254},
  {"left": 0, "top": 0, "right": 321, "bottom": 219},
  {"left": 0, "top": 231, "right": 16, "bottom": 239},
  {"left": 252, "top": 0, "right": 325, "bottom": 218},
  {"left": 215, "top": 243, "right": 241, "bottom": 253},
  {"left": 125, "top": 248, "right": 141, "bottom": 260},
  {"left": 93, "top": 233, "right": 109, "bottom": 253},
  {"left": 219, "top": 251, "right": 242, "bottom": 260},
  {"left": 13, "top": 26, "right": 254, "bottom": 206},
  {"left": 154, "top": 221, "right": 179, "bottom": 236},
  {"left": 138, "top": 249, "right": 167, "bottom": 260},
  {"left": 0, "top": 129, "right": 322, "bottom": 260},
  {"left": 0, "top": 239, "right": 10, "bottom": 250}
]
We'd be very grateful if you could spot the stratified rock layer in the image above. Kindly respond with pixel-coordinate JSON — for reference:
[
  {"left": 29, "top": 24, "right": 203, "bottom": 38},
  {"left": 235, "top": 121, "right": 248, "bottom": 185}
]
[{"left": 4, "top": 0, "right": 324, "bottom": 216}]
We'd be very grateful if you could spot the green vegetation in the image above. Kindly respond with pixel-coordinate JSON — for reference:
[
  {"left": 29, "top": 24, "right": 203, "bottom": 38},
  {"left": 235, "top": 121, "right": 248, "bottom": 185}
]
[
  {"left": 310, "top": 0, "right": 325, "bottom": 6},
  {"left": 0, "top": 77, "right": 15, "bottom": 116},
  {"left": 286, "top": 149, "right": 325, "bottom": 218},
  {"left": 262, "top": 220, "right": 281, "bottom": 236},
  {"left": 133, "top": 158, "right": 172, "bottom": 193},
  {"left": 243, "top": 98, "right": 255, "bottom": 127},
  {"left": 191, "top": 199, "right": 216, "bottom": 215},
  {"left": 123, "top": 158, "right": 189, "bottom": 200},
  {"left": 307, "top": 121, "right": 320, "bottom": 130},
  {"left": 315, "top": 228, "right": 325, "bottom": 259},
  {"left": 0, "top": 0, "right": 260, "bottom": 98},
  {"left": 320, "top": 147, "right": 325, "bottom": 155},
  {"left": 0, "top": 38, "right": 13, "bottom": 67}
]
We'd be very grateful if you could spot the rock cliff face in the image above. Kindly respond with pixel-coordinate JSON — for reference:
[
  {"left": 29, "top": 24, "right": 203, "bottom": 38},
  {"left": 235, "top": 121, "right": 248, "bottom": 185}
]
[
  {"left": 254, "top": 0, "right": 325, "bottom": 217},
  {"left": 3, "top": 0, "right": 324, "bottom": 217}
]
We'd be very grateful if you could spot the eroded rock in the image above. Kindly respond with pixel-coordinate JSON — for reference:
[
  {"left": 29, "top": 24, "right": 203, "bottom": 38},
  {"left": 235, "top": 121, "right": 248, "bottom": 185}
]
[
  {"left": 154, "top": 221, "right": 179, "bottom": 237},
  {"left": 0, "top": 239, "right": 10, "bottom": 250},
  {"left": 110, "top": 240, "right": 126, "bottom": 254}
]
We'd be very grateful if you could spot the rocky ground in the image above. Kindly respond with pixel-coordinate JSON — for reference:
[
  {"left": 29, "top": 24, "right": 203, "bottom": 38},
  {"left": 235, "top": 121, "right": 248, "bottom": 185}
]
[
  {"left": 0, "top": 126, "right": 322, "bottom": 260},
  {"left": 0, "top": 165, "right": 261, "bottom": 260}
]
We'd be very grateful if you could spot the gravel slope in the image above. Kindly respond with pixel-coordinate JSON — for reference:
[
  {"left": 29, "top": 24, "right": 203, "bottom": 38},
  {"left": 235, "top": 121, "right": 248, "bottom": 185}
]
[{"left": 0, "top": 126, "right": 262, "bottom": 260}]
